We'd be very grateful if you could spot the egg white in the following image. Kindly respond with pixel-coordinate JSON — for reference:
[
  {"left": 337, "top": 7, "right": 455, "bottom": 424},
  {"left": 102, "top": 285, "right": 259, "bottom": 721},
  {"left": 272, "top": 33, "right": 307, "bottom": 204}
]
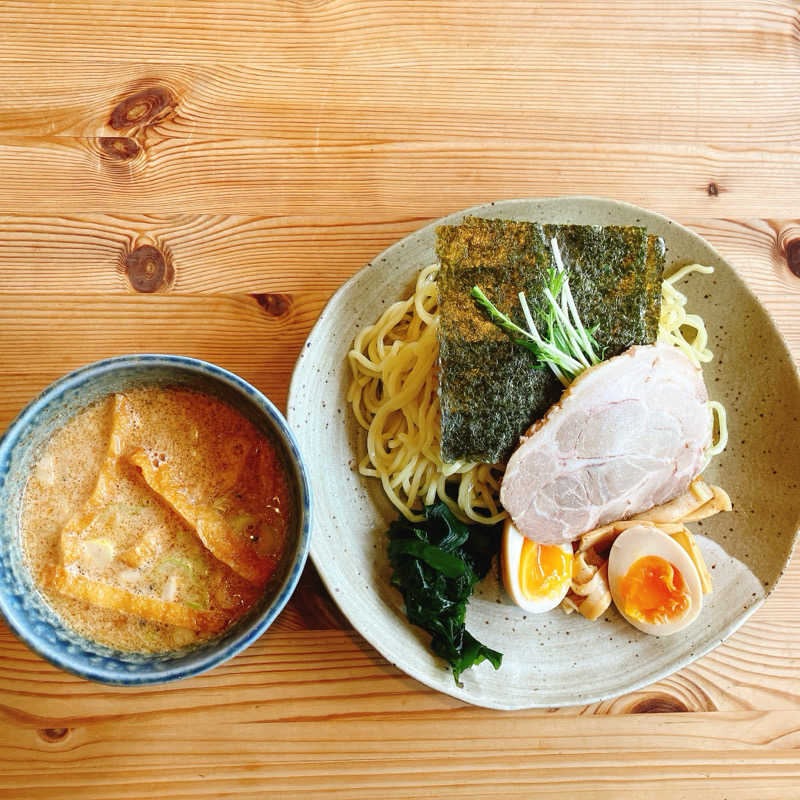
[
  {"left": 608, "top": 525, "right": 702, "bottom": 636},
  {"left": 501, "top": 519, "right": 573, "bottom": 613}
]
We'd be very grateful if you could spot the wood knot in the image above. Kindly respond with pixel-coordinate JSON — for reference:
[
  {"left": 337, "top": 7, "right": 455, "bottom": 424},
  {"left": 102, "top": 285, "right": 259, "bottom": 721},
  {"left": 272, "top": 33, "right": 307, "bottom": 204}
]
[
  {"left": 785, "top": 239, "right": 800, "bottom": 278},
  {"left": 98, "top": 136, "right": 140, "bottom": 161},
  {"left": 774, "top": 223, "right": 800, "bottom": 279},
  {"left": 123, "top": 245, "right": 174, "bottom": 293},
  {"left": 706, "top": 182, "right": 720, "bottom": 197},
  {"left": 253, "top": 293, "right": 292, "bottom": 318},
  {"left": 630, "top": 695, "right": 688, "bottom": 714},
  {"left": 38, "top": 727, "right": 70, "bottom": 743},
  {"left": 109, "top": 86, "right": 175, "bottom": 132}
]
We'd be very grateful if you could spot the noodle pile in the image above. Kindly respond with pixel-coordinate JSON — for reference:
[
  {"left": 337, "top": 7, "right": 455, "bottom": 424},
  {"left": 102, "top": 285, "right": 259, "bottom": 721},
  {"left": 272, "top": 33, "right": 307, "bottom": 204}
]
[
  {"left": 347, "top": 265, "right": 505, "bottom": 524},
  {"left": 658, "top": 263, "right": 714, "bottom": 366},
  {"left": 348, "top": 262, "right": 728, "bottom": 524},
  {"left": 657, "top": 263, "right": 728, "bottom": 463}
]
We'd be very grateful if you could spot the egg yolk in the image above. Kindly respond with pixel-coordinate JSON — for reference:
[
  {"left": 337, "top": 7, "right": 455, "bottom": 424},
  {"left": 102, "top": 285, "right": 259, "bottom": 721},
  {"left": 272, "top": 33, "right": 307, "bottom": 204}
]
[
  {"left": 519, "top": 540, "right": 572, "bottom": 599},
  {"left": 619, "top": 555, "right": 690, "bottom": 624}
]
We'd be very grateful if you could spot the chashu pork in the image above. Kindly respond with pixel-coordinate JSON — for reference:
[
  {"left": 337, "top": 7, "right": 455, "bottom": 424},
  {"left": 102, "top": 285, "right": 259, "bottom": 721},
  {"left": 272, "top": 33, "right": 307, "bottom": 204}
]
[{"left": 500, "top": 344, "right": 711, "bottom": 545}]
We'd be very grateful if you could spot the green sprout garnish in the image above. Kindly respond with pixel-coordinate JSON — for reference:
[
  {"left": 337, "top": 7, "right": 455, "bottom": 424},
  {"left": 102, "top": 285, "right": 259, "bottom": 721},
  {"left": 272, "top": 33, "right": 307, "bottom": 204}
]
[{"left": 472, "top": 236, "right": 602, "bottom": 386}]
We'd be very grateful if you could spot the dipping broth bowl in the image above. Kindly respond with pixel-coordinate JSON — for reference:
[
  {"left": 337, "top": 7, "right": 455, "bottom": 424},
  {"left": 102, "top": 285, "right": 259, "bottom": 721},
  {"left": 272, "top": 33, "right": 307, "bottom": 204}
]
[{"left": 0, "top": 355, "right": 312, "bottom": 684}]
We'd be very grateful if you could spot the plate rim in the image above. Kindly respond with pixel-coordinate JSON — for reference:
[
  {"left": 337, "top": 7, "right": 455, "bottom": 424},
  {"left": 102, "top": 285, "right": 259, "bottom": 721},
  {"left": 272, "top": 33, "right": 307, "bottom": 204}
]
[{"left": 288, "top": 195, "right": 800, "bottom": 709}]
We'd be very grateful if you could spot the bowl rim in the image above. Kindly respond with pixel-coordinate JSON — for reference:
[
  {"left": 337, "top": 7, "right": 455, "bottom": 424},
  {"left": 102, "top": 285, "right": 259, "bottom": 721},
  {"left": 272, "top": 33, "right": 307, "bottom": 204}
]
[{"left": 0, "top": 353, "right": 312, "bottom": 685}]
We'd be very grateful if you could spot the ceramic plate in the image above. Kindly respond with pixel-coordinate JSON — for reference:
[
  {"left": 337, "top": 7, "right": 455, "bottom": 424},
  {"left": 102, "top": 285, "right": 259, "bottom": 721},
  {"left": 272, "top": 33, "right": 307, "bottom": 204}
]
[{"left": 287, "top": 197, "right": 800, "bottom": 709}]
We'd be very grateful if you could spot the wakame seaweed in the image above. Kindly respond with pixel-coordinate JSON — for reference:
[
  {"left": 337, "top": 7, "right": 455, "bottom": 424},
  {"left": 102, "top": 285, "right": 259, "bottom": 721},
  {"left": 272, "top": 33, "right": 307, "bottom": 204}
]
[
  {"left": 437, "top": 217, "right": 664, "bottom": 463},
  {"left": 386, "top": 502, "right": 503, "bottom": 683}
]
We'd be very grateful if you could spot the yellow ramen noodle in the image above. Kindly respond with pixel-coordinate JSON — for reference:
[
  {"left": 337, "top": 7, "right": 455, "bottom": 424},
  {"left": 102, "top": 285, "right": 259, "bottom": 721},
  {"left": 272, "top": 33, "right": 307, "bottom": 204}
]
[
  {"left": 658, "top": 263, "right": 728, "bottom": 463},
  {"left": 347, "top": 265, "right": 505, "bottom": 524}
]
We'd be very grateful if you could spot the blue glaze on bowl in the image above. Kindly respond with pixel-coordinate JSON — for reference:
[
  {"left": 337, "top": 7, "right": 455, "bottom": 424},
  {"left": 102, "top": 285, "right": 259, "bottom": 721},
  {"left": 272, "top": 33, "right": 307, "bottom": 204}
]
[{"left": 0, "top": 355, "right": 311, "bottom": 685}]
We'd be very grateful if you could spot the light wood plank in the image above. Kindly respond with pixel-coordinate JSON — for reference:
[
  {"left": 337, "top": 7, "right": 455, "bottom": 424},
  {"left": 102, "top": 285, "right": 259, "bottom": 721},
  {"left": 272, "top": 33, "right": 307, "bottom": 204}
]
[
  {"left": 1, "top": 713, "right": 800, "bottom": 799},
  {"left": 1, "top": 215, "right": 799, "bottom": 297},
  {"left": 0, "top": 294, "right": 324, "bottom": 373},
  {"left": 1, "top": 541, "right": 798, "bottom": 726},
  {"left": 2, "top": 578, "right": 800, "bottom": 798},
  {"left": 0, "top": 135, "right": 797, "bottom": 216},
  {"left": 1, "top": 61, "right": 798, "bottom": 144},
  {"left": 0, "top": 1, "right": 796, "bottom": 66},
  {"left": 0, "top": 213, "right": 414, "bottom": 294},
  {"left": 0, "top": 293, "right": 328, "bottom": 425}
]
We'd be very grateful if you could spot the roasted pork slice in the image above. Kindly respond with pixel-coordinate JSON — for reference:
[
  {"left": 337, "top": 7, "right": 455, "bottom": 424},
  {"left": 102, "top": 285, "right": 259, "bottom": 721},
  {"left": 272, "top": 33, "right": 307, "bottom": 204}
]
[{"left": 500, "top": 344, "right": 711, "bottom": 544}]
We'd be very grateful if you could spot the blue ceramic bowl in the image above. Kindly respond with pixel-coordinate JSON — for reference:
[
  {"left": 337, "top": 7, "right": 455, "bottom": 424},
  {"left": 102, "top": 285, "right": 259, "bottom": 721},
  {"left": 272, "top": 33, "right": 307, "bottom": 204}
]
[{"left": 0, "top": 355, "right": 311, "bottom": 685}]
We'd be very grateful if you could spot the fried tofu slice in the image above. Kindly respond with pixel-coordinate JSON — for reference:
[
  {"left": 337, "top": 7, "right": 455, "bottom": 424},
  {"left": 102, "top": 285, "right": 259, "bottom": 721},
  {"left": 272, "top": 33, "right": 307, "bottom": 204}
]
[
  {"left": 60, "top": 394, "right": 138, "bottom": 566},
  {"left": 119, "top": 529, "right": 162, "bottom": 568},
  {"left": 49, "top": 565, "right": 229, "bottom": 633},
  {"left": 128, "top": 448, "right": 278, "bottom": 586}
]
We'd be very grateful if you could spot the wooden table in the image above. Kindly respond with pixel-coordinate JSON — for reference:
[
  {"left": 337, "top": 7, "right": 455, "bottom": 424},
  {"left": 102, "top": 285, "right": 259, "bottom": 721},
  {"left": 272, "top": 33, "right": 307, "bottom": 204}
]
[{"left": 1, "top": 2, "right": 799, "bottom": 797}]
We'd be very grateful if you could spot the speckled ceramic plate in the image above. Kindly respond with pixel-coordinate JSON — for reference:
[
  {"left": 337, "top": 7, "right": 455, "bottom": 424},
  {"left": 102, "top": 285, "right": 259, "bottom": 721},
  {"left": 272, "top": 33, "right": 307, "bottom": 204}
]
[{"left": 288, "top": 197, "right": 800, "bottom": 709}]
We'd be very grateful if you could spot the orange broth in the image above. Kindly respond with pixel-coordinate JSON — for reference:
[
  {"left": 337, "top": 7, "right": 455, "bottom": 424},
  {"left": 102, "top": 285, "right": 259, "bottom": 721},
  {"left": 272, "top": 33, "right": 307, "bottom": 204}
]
[{"left": 21, "top": 388, "right": 294, "bottom": 652}]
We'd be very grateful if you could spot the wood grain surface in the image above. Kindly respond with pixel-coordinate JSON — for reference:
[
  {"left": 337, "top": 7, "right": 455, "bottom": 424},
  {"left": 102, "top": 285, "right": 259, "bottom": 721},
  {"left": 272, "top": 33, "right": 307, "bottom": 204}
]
[{"left": 1, "top": 2, "right": 799, "bottom": 798}]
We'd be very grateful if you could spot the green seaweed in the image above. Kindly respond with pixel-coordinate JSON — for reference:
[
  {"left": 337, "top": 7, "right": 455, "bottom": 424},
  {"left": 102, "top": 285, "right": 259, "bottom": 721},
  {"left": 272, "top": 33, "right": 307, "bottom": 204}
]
[
  {"left": 437, "top": 218, "right": 558, "bottom": 463},
  {"left": 542, "top": 223, "right": 648, "bottom": 353},
  {"left": 645, "top": 234, "right": 666, "bottom": 340},
  {"left": 386, "top": 501, "right": 503, "bottom": 684}
]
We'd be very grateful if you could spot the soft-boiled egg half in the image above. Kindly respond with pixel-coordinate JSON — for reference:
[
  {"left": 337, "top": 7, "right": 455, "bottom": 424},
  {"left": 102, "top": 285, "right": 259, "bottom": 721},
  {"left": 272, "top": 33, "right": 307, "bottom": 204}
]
[
  {"left": 608, "top": 525, "right": 703, "bottom": 636},
  {"left": 502, "top": 519, "right": 573, "bottom": 613}
]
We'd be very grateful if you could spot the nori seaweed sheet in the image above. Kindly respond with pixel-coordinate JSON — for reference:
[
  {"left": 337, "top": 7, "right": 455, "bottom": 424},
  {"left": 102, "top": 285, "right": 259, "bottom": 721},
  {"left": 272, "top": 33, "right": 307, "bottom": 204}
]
[
  {"left": 437, "top": 217, "right": 665, "bottom": 463},
  {"left": 645, "top": 234, "right": 666, "bottom": 341},
  {"left": 542, "top": 223, "right": 648, "bottom": 353},
  {"left": 437, "top": 218, "right": 559, "bottom": 464}
]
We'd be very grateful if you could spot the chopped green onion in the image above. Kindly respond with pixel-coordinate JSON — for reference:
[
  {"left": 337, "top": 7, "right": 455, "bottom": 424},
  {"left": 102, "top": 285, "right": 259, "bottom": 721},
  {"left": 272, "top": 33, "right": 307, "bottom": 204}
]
[
  {"left": 151, "top": 555, "right": 210, "bottom": 611},
  {"left": 212, "top": 495, "right": 233, "bottom": 513},
  {"left": 81, "top": 537, "right": 116, "bottom": 569},
  {"left": 91, "top": 503, "right": 146, "bottom": 531},
  {"left": 550, "top": 236, "right": 600, "bottom": 364},
  {"left": 152, "top": 554, "right": 208, "bottom": 578}
]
